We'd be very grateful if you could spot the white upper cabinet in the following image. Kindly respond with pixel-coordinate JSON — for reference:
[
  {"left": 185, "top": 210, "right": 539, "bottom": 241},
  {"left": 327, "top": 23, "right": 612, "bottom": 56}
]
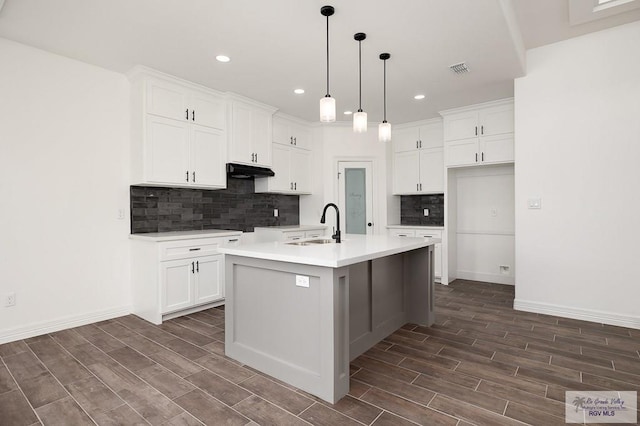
[
  {"left": 254, "top": 144, "right": 312, "bottom": 194},
  {"left": 129, "top": 67, "right": 227, "bottom": 189},
  {"left": 441, "top": 99, "right": 514, "bottom": 167},
  {"left": 273, "top": 115, "right": 312, "bottom": 150},
  {"left": 228, "top": 96, "right": 275, "bottom": 168},
  {"left": 392, "top": 119, "right": 444, "bottom": 195}
]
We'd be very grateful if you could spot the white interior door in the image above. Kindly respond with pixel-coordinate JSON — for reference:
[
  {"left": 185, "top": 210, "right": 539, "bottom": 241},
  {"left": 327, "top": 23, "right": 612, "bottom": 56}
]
[{"left": 338, "top": 161, "right": 374, "bottom": 236}]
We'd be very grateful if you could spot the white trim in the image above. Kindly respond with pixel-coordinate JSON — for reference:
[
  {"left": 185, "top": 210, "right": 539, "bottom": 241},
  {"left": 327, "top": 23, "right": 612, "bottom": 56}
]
[
  {"left": 394, "top": 117, "right": 443, "bottom": 130},
  {"left": 439, "top": 97, "right": 514, "bottom": 117},
  {"left": 514, "top": 299, "right": 640, "bottom": 330},
  {"left": 0, "top": 305, "right": 132, "bottom": 344},
  {"left": 457, "top": 270, "right": 514, "bottom": 285}
]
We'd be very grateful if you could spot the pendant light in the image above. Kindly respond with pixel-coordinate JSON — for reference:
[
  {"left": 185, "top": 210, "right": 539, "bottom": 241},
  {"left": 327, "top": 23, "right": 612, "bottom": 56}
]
[
  {"left": 353, "top": 32, "right": 367, "bottom": 133},
  {"left": 378, "top": 53, "right": 391, "bottom": 142},
  {"left": 319, "top": 6, "right": 336, "bottom": 122}
]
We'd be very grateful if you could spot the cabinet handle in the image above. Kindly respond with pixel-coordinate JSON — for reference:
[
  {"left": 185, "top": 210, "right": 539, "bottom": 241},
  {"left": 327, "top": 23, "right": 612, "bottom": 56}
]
[
  {"left": 294, "top": 137, "right": 297, "bottom": 145},
  {"left": 419, "top": 183, "right": 422, "bottom": 191},
  {"left": 294, "top": 182, "right": 297, "bottom": 190},
  {"left": 290, "top": 136, "right": 293, "bottom": 144},
  {"left": 482, "top": 152, "right": 484, "bottom": 162},
  {"left": 419, "top": 140, "right": 422, "bottom": 148},
  {"left": 416, "top": 183, "right": 419, "bottom": 191},
  {"left": 192, "top": 171, "right": 196, "bottom": 182},
  {"left": 192, "top": 110, "right": 196, "bottom": 121},
  {"left": 475, "top": 153, "right": 478, "bottom": 162},
  {"left": 475, "top": 126, "right": 478, "bottom": 136},
  {"left": 228, "top": 239, "right": 239, "bottom": 242},
  {"left": 290, "top": 182, "right": 293, "bottom": 190},
  {"left": 189, "top": 248, "right": 201, "bottom": 251},
  {"left": 191, "top": 261, "right": 195, "bottom": 274},
  {"left": 196, "top": 261, "right": 199, "bottom": 272},
  {"left": 186, "top": 171, "right": 189, "bottom": 182},
  {"left": 255, "top": 153, "right": 258, "bottom": 163},
  {"left": 416, "top": 140, "right": 419, "bottom": 149},
  {"left": 481, "top": 125, "right": 484, "bottom": 135},
  {"left": 186, "top": 109, "right": 189, "bottom": 120},
  {"left": 251, "top": 153, "right": 255, "bottom": 162}
]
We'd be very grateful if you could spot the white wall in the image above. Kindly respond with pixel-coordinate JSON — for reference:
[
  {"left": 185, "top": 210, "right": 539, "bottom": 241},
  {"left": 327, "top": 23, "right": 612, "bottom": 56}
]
[
  {"left": 0, "top": 38, "right": 131, "bottom": 342},
  {"left": 514, "top": 21, "right": 640, "bottom": 328},
  {"left": 300, "top": 124, "right": 393, "bottom": 234},
  {"left": 453, "top": 164, "right": 515, "bottom": 284}
]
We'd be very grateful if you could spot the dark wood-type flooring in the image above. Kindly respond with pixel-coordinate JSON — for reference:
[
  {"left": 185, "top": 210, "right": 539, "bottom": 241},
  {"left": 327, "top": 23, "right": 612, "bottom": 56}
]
[{"left": 1, "top": 280, "right": 639, "bottom": 425}]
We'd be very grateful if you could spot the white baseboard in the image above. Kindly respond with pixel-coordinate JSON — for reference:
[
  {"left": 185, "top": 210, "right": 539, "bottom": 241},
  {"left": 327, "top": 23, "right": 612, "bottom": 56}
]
[
  {"left": 456, "top": 270, "right": 515, "bottom": 285},
  {"left": 514, "top": 299, "right": 640, "bottom": 330},
  {"left": 0, "top": 305, "right": 132, "bottom": 344}
]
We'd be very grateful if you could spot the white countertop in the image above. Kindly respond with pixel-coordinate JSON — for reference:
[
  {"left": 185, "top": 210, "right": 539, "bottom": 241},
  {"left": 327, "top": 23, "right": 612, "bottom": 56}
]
[
  {"left": 218, "top": 234, "right": 438, "bottom": 268},
  {"left": 387, "top": 225, "right": 444, "bottom": 230},
  {"left": 253, "top": 225, "right": 327, "bottom": 232},
  {"left": 129, "top": 229, "right": 242, "bottom": 242}
]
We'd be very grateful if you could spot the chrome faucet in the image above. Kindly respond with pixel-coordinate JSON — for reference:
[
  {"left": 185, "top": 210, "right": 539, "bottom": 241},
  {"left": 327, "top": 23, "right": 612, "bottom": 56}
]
[{"left": 320, "top": 203, "right": 341, "bottom": 243}]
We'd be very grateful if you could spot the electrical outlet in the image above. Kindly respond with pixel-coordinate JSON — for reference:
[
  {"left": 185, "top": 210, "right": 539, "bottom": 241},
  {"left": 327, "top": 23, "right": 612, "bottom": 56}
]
[
  {"left": 499, "top": 265, "right": 510, "bottom": 275},
  {"left": 117, "top": 209, "right": 125, "bottom": 220},
  {"left": 295, "top": 275, "right": 309, "bottom": 288},
  {"left": 273, "top": 208, "right": 279, "bottom": 217},
  {"left": 5, "top": 292, "right": 16, "bottom": 307},
  {"left": 423, "top": 209, "right": 429, "bottom": 217}
]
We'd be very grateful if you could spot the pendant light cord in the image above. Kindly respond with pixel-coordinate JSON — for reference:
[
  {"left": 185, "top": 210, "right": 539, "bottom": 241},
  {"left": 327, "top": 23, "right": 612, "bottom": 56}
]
[
  {"left": 383, "top": 59, "right": 387, "bottom": 121},
  {"left": 326, "top": 15, "right": 330, "bottom": 96},
  {"left": 358, "top": 39, "right": 362, "bottom": 111}
]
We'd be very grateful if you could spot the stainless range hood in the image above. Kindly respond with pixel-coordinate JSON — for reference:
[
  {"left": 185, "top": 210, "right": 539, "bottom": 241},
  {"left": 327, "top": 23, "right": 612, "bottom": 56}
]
[{"left": 226, "top": 163, "right": 275, "bottom": 179}]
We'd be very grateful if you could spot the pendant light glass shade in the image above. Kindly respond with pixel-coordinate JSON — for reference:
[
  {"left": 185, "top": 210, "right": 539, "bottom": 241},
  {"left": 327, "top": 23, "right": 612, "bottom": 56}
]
[
  {"left": 353, "top": 33, "right": 367, "bottom": 133},
  {"left": 320, "top": 96, "right": 336, "bottom": 122},
  {"left": 378, "top": 53, "right": 391, "bottom": 142},
  {"left": 353, "top": 111, "right": 367, "bottom": 133},
  {"left": 320, "top": 6, "right": 336, "bottom": 122},
  {"left": 378, "top": 121, "right": 391, "bottom": 142}
]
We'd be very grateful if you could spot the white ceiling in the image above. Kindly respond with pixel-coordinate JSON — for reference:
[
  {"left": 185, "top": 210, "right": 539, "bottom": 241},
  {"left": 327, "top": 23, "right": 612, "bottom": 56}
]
[{"left": 0, "top": 0, "right": 638, "bottom": 124}]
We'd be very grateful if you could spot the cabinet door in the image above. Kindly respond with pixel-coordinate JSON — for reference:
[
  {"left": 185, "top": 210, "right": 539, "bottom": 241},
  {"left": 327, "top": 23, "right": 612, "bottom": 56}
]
[
  {"left": 291, "top": 148, "right": 311, "bottom": 193},
  {"left": 230, "top": 103, "right": 254, "bottom": 165},
  {"left": 189, "top": 92, "right": 226, "bottom": 130},
  {"left": 194, "top": 255, "right": 224, "bottom": 305},
  {"left": 161, "top": 259, "right": 194, "bottom": 313},
  {"left": 418, "top": 122, "right": 444, "bottom": 149},
  {"left": 415, "top": 231, "right": 442, "bottom": 279},
  {"left": 393, "top": 151, "right": 421, "bottom": 194},
  {"left": 444, "top": 139, "right": 479, "bottom": 167},
  {"left": 251, "top": 108, "right": 273, "bottom": 167},
  {"left": 479, "top": 104, "right": 513, "bottom": 137},
  {"left": 419, "top": 148, "right": 444, "bottom": 193},
  {"left": 146, "top": 116, "right": 190, "bottom": 184},
  {"left": 191, "top": 125, "right": 226, "bottom": 188},
  {"left": 443, "top": 111, "right": 478, "bottom": 141},
  {"left": 269, "top": 144, "right": 292, "bottom": 192},
  {"left": 480, "top": 134, "right": 514, "bottom": 164},
  {"left": 272, "top": 117, "right": 290, "bottom": 146},
  {"left": 146, "top": 79, "right": 189, "bottom": 122},
  {"left": 393, "top": 127, "right": 420, "bottom": 153},
  {"left": 291, "top": 123, "right": 311, "bottom": 150}
]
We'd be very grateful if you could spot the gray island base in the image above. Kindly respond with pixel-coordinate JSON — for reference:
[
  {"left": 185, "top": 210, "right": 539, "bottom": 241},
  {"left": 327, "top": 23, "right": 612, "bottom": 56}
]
[{"left": 220, "top": 235, "right": 436, "bottom": 404}]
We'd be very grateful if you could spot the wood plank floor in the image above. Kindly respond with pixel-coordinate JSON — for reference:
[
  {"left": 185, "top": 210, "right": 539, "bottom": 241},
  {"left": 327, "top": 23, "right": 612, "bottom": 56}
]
[{"left": 1, "top": 279, "right": 639, "bottom": 425}]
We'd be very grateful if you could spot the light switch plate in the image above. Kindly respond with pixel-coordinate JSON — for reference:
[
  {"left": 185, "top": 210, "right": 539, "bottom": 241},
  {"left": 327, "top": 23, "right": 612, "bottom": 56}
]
[
  {"left": 273, "top": 208, "right": 279, "bottom": 217},
  {"left": 423, "top": 208, "right": 429, "bottom": 217},
  {"left": 295, "top": 275, "right": 309, "bottom": 288},
  {"left": 528, "top": 198, "right": 542, "bottom": 209}
]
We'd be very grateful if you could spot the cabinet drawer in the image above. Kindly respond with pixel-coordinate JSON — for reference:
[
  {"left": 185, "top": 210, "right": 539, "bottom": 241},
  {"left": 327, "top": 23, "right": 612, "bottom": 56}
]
[
  {"left": 159, "top": 237, "right": 234, "bottom": 261},
  {"left": 389, "top": 229, "right": 416, "bottom": 237},
  {"left": 283, "top": 232, "right": 306, "bottom": 241},
  {"left": 415, "top": 230, "right": 442, "bottom": 239}
]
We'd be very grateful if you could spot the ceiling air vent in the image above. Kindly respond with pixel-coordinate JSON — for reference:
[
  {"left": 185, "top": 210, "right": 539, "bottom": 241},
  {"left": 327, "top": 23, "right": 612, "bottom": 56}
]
[{"left": 449, "top": 62, "right": 469, "bottom": 74}]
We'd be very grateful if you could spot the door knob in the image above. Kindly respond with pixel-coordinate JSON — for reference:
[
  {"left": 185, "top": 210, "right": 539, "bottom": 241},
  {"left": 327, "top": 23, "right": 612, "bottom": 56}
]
[{"left": 367, "top": 222, "right": 373, "bottom": 227}]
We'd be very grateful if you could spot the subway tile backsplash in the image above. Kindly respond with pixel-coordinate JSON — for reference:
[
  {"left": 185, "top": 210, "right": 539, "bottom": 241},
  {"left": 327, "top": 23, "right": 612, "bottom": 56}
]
[
  {"left": 130, "top": 178, "right": 299, "bottom": 233},
  {"left": 400, "top": 194, "right": 444, "bottom": 226}
]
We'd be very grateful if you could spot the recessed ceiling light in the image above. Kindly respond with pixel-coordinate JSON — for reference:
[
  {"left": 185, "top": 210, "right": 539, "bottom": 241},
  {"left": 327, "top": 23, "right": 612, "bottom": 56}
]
[
  {"left": 414, "top": 94, "right": 425, "bottom": 100},
  {"left": 294, "top": 89, "right": 305, "bottom": 94},
  {"left": 215, "top": 55, "right": 230, "bottom": 63},
  {"left": 344, "top": 111, "right": 353, "bottom": 115}
]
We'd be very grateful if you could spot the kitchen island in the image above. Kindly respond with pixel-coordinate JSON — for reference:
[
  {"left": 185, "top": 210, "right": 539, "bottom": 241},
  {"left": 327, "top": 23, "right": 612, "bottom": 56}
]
[{"left": 218, "top": 234, "right": 437, "bottom": 403}]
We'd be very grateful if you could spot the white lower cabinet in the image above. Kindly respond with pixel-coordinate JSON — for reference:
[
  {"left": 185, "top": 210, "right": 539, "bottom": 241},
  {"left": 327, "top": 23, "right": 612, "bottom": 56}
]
[
  {"left": 253, "top": 226, "right": 328, "bottom": 243},
  {"left": 131, "top": 233, "right": 241, "bottom": 324},
  {"left": 388, "top": 228, "right": 443, "bottom": 281}
]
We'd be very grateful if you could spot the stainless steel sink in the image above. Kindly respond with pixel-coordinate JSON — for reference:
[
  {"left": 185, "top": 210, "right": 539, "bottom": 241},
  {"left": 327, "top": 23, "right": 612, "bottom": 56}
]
[{"left": 286, "top": 238, "right": 335, "bottom": 246}]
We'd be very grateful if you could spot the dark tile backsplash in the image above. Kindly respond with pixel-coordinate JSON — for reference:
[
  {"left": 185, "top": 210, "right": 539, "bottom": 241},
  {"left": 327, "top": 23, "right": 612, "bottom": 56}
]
[
  {"left": 400, "top": 194, "right": 444, "bottom": 226},
  {"left": 131, "top": 177, "right": 299, "bottom": 233}
]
